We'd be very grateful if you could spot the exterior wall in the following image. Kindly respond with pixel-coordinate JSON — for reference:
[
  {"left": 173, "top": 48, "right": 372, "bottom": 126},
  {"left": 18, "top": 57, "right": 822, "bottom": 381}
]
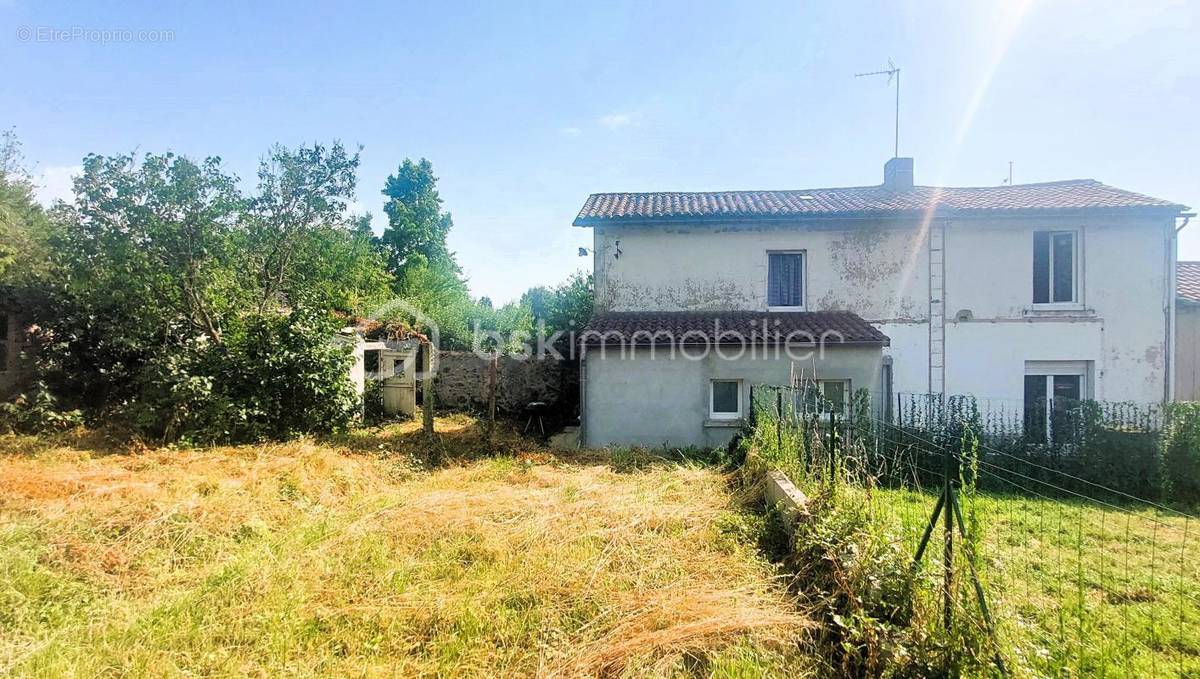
[
  {"left": 434, "top": 351, "right": 579, "bottom": 416},
  {"left": 1175, "top": 303, "right": 1200, "bottom": 400},
  {"left": 582, "top": 344, "right": 885, "bottom": 448},
  {"left": 594, "top": 221, "right": 928, "bottom": 321},
  {"left": 0, "top": 311, "right": 31, "bottom": 397},
  {"left": 592, "top": 213, "right": 1173, "bottom": 406},
  {"left": 942, "top": 215, "right": 1172, "bottom": 405}
]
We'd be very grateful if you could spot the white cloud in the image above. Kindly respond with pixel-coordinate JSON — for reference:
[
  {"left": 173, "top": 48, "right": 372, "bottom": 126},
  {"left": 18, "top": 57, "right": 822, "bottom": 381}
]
[
  {"left": 35, "top": 165, "right": 82, "bottom": 207},
  {"left": 560, "top": 126, "right": 582, "bottom": 137},
  {"left": 597, "top": 113, "right": 633, "bottom": 129}
]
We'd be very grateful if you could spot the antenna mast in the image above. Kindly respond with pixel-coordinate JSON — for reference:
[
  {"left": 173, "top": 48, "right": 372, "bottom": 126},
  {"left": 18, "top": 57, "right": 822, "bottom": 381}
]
[{"left": 855, "top": 59, "right": 901, "bottom": 158}]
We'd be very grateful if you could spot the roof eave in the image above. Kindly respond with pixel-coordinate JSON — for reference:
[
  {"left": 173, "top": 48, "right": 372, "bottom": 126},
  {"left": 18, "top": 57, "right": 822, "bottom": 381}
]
[{"left": 573, "top": 204, "right": 1187, "bottom": 228}]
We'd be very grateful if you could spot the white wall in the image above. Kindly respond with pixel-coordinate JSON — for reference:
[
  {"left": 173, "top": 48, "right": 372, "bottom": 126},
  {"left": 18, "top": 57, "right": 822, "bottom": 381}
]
[
  {"left": 583, "top": 344, "right": 885, "bottom": 448},
  {"left": 594, "top": 221, "right": 928, "bottom": 321},
  {"left": 592, "top": 213, "right": 1173, "bottom": 406}
]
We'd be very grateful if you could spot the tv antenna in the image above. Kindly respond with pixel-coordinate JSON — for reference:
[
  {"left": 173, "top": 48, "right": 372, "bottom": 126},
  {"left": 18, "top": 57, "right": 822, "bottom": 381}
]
[
  {"left": 855, "top": 59, "right": 901, "bottom": 158},
  {"left": 1002, "top": 161, "right": 1013, "bottom": 185}
]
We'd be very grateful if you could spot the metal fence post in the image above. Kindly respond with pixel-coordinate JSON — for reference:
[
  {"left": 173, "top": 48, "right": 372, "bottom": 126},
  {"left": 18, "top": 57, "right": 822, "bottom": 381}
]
[
  {"left": 829, "top": 410, "right": 838, "bottom": 493},
  {"left": 749, "top": 385, "right": 756, "bottom": 428},
  {"left": 776, "top": 389, "right": 784, "bottom": 454},
  {"left": 943, "top": 443, "right": 955, "bottom": 630}
]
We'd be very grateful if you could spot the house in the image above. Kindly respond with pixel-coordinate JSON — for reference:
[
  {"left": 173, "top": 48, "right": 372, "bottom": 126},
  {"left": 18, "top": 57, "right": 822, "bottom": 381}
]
[
  {"left": 1174, "top": 261, "right": 1200, "bottom": 400},
  {"left": 575, "top": 157, "right": 1191, "bottom": 448}
]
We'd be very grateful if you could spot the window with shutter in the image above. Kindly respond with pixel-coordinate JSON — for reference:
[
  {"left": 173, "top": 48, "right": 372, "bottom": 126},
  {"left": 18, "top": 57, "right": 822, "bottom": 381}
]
[{"left": 767, "top": 252, "right": 804, "bottom": 308}]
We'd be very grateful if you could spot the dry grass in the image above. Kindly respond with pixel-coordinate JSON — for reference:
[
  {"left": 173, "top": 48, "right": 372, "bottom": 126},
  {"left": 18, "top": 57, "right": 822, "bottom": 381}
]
[{"left": 0, "top": 418, "right": 809, "bottom": 678}]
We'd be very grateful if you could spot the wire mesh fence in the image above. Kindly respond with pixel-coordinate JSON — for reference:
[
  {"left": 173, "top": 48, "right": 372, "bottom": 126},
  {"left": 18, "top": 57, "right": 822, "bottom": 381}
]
[{"left": 749, "top": 384, "right": 1199, "bottom": 677}]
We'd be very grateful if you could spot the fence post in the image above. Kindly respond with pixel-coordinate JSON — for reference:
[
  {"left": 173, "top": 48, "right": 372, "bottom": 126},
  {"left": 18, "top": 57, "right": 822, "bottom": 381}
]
[
  {"left": 776, "top": 389, "right": 784, "bottom": 454},
  {"left": 943, "top": 443, "right": 955, "bottom": 630},
  {"left": 748, "top": 385, "right": 756, "bottom": 429},
  {"left": 422, "top": 342, "right": 436, "bottom": 435},
  {"left": 829, "top": 410, "right": 838, "bottom": 493},
  {"left": 485, "top": 351, "right": 498, "bottom": 446}
]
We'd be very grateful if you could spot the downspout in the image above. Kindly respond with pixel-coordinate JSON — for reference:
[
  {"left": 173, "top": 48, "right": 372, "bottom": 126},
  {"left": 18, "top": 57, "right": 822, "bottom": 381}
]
[
  {"left": 578, "top": 342, "right": 588, "bottom": 447},
  {"left": 1168, "top": 213, "right": 1194, "bottom": 402}
]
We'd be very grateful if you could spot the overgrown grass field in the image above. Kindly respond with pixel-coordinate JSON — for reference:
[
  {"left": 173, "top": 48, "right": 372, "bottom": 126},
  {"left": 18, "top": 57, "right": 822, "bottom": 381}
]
[
  {"left": 0, "top": 418, "right": 809, "bottom": 678},
  {"left": 873, "top": 486, "right": 1199, "bottom": 677}
]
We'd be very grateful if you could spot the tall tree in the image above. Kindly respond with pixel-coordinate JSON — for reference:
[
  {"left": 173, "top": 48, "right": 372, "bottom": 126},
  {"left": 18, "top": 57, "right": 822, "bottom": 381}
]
[
  {"left": 0, "top": 130, "right": 54, "bottom": 283},
  {"left": 378, "top": 158, "right": 456, "bottom": 277},
  {"left": 32, "top": 143, "right": 395, "bottom": 434},
  {"left": 62, "top": 152, "right": 243, "bottom": 344},
  {"left": 244, "top": 142, "right": 362, "bottom": 312}
]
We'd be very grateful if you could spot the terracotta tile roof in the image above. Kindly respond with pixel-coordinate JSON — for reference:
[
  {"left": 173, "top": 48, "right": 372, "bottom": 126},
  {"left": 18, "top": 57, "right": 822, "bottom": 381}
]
[
  {"left": 580, "top": 310, "right": 889, "bottom": 346},
  {"left": 574, "top": 180, "right": 1186, "bottom": 225},
  {"left": 1178, "top": 262, "right": 1200, "bottom": 303}
]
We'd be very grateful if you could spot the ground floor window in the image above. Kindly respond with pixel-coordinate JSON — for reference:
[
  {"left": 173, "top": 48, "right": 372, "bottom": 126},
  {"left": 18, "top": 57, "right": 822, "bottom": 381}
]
[
  {"left": 798, "top": 379, "right": 850, "bottom": 416},
  {"left": 1023, "top": 361, "right": 1090, "bottom": 443},
  {"left": 818, "top": 379, "right": 849, "bottom": 415},
  {"left": 709, "top": 379, "right": 742, "bottom": 420}
]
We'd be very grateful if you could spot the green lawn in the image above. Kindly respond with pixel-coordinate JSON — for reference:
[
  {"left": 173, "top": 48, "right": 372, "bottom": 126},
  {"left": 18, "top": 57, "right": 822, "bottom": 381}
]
[{"left": 873, "top": 486, "right": 1199, "bottom": 677}]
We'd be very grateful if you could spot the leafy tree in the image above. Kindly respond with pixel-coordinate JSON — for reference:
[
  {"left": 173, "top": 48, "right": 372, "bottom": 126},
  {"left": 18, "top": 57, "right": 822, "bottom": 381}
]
[
  {"left": 61, "top": 152, "right": 243, "bottom": 343},
  {"left": 0, "top": 130, "right": 55, "bottom": 284},
  {"left": 520, "top": 271, "right": 594, "bottom": 336},
  {"left": 378, "top": 158, "right": 456, "bottom": 277},
  {"left": 244, "top": 142, "right": 364, "bottom": 312},
  {"left": 27, "top": 142, "right": 392, "bottom": 442}
]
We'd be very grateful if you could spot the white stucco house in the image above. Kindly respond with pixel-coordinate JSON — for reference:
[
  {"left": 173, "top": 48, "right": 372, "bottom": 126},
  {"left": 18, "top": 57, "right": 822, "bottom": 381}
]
[{"left": 575, "top": 157, "right": 1192, "bottom": 448}]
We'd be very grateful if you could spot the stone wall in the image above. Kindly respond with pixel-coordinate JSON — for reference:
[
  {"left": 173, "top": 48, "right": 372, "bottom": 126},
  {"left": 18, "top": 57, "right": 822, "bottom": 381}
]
[{"left": 433, "top": 352, "right": 580, "bottom": 418}]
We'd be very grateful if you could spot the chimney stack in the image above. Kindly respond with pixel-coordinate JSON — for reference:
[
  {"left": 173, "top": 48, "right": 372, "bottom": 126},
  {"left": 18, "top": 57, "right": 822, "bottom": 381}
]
[{"left": 883, "top": 157, "right": 914, "bottom": 190}]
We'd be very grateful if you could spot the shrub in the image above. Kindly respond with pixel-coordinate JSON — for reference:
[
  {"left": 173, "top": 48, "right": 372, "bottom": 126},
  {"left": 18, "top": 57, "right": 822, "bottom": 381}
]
[
  {"left": 108, "top": 308, "right": 358, "bottom": 445},
  {"left": 0, "top": 381, "right": 83, "bottom": 434},
  {"left": 1161, "top": 402, "right": 1200, "bottom": 505}
]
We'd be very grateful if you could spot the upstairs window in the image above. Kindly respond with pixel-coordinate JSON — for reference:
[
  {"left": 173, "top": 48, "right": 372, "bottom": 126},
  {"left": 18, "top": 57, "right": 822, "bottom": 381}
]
[
  {"left": 1033, "top": 231, "right": 1077, "bottom": 304},
  {"left": 768, "top": 251, "right": 804, "bottom": 308}
]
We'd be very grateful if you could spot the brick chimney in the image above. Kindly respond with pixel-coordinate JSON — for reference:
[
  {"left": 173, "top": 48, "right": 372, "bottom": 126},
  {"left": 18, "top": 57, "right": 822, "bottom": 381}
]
[{"left": 883, "top": 157, "right": 914, "bottom": 190}]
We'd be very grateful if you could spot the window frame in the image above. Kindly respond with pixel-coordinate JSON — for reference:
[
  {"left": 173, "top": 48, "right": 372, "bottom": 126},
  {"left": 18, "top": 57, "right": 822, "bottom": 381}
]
[
  {"left": 1023, "top": 361, "right": 1091, "bottom": 441},
  {"left": 1032, "top": 229, "right": 1081, "bottom": 308},
  {"left": 817, "top": 379, "right": 851, "bottom": 417},
  {"left": 708, "top": 379, "right": 743, "bottom": 420},
  {"left": 766, "top": 250, "right": 806, "bottom": 311}
]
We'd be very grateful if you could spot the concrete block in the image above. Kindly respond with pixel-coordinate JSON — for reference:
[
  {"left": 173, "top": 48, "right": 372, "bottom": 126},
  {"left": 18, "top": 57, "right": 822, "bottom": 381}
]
[{"left": 764, "top": 469, "right": 809, "bottom": 534}]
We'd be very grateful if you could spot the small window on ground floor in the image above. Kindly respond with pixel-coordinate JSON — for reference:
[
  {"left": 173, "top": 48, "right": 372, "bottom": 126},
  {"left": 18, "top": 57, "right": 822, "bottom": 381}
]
[
  {"left": 798, "top": 379, "right": 851, "bottom": 416},
  {"left": 710, "top": 379, "right": 742, "bottom": 420},
  {"left": 819, "top": 379, "right": 849, "bottom": 415}
]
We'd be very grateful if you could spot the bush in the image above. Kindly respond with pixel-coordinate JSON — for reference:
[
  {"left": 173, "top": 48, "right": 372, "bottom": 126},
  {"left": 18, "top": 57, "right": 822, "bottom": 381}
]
[
  {"left": 1161, "top": 402, "right": 1200, "bottom": 505},
  {"left": 0, "top": 381, "right": 83, "bottom": 434},
  {"left": 111, "top": 308, "right": 358, "bottom": 445}
]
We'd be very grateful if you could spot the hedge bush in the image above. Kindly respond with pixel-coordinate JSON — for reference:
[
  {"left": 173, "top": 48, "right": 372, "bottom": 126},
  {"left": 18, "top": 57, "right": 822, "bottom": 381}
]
[
  {"left": 1161, "top": 402, "right": 1200, "bottom": 505},
  {"left": 104, "top": 308, "right": 359, "bottom": 445}
]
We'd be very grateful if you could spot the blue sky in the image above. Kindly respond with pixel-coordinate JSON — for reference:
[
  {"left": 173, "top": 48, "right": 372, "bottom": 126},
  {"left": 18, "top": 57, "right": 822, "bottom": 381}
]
[{"left": 3, "top": 0, "right": 1197, "bottom": 303}]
